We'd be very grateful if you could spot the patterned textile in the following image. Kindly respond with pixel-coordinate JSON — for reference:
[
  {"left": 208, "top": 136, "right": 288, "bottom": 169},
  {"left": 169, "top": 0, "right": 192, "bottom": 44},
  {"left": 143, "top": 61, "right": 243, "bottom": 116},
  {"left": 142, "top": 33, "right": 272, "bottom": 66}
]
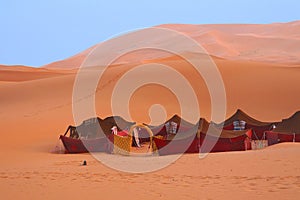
[
  {"left": 165, "top": 121, "right": 178, "bottom": 134},
  {"left": 113, "top": 134, "right": 132, "bottom": 155}
]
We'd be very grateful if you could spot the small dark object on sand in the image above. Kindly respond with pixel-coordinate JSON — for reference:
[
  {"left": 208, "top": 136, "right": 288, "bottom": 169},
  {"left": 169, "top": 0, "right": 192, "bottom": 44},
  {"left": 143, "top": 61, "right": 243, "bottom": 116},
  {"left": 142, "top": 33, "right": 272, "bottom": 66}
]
[{"left": 82, "top": 160, "right": 87, "bottom": 166}]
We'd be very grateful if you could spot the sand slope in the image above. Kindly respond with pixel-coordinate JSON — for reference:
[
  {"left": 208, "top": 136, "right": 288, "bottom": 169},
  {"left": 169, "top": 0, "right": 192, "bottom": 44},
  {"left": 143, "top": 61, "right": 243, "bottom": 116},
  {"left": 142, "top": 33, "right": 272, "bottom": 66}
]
[{"left": 1, "top": 57, "right": 300, "bottom": 148}]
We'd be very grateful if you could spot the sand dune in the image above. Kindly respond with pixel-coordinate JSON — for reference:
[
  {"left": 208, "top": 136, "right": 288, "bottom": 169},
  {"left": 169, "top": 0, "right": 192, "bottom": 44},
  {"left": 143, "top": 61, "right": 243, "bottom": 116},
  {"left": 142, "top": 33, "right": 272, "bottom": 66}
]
[
  {"left": 42, "top": 46, "right": 96, "bottom": 69},
  {"left": 0, "top": 65, "right": 74, "bottom": 82},
  {"left": 43, "top": 21, "right": 300, "bottom": 69},
  {"left": 158, "top": 22, "right": 300, "bottom": 64},
  {"left": 1, "top": 56, "right": 300, "bottom": 145},
  {"left": 1, "top": 21, "right": 300, "bottom": 199}
]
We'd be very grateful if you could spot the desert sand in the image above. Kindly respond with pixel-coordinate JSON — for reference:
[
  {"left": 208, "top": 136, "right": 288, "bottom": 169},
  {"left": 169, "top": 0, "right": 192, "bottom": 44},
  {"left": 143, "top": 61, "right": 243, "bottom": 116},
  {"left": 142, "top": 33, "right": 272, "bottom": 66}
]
[
  {"left": 1, "top": 144, "right": 300, "bottom": 200},
  {"left": 1, "top": 22, "right": 300, "bottom": 199}
]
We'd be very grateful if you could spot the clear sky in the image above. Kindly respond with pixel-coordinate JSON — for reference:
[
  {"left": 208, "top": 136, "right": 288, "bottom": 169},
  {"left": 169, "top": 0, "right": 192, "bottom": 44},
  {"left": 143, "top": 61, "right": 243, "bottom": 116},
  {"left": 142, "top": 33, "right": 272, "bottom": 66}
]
[{"left": 0, "top": 0, "right": 299, "bottom": 67}]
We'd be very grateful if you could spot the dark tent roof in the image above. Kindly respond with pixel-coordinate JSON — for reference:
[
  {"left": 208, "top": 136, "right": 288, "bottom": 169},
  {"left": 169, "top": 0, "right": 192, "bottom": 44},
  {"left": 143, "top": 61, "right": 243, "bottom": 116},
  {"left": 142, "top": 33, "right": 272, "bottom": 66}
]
[
  {"left": 273, "top": 111, "right": 300, "bottom": 134},
  {"left": 173, "top": 118, "right": 208, "bottom": 140},
  {"left": 167, "top": 114, "right": 196, "bottom": 128},
  {"left": 220, "top": 109, "right": 274, "bottom": 127},
  {"left": 145, "top": 114, "right": 196, "bottom": 129},
  {"left": 198, "top": 118, "right": 250, "bottom": 138},
  {"left": 201, "top": 123, "right": 250, "bottom": 139},
  {"left": 148, "top": 117, "right": 206, "bottom": 140},
  {"left": 148, "top": 116, "right": 251, "bottom": 139},
  {"left": 74, "top": 116, "right": 135, "bottom": 137},
  {"left": 206, "top": 126, "right": 250, "bottom": 138},
  {"left": 99, "top": 116, "right": 135, "bottom": 134}
]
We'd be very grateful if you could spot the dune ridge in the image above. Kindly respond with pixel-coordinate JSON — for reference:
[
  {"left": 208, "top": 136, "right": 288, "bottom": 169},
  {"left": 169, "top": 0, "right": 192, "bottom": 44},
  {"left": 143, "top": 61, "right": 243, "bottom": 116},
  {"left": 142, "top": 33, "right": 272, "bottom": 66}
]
[{"left": 41, "top": 21, "right": 300, "bottom": 69}]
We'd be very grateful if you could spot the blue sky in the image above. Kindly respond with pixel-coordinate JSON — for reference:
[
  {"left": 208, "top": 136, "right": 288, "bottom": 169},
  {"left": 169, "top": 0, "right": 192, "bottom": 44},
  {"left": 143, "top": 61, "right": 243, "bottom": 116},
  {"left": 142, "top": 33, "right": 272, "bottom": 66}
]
[{"left": 0, "top": 0, "right": 299, "bottom": 67}]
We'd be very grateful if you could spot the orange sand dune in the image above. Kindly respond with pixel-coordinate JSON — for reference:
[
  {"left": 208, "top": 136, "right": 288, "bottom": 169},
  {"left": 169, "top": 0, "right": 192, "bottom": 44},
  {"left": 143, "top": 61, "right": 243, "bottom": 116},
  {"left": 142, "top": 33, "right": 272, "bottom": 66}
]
[
  {"left": 44, "top": 21, "right": 300, "bottom": 69},
  {"left": 43, "top": 46, "right": 96, "bottom": 69},
  {"left": 1, "top": 57, "right": 300, "bottom": 145},
  {"left": 158, "top": 21, "right": 300, "bottom": 64},
  {"left": 0, "top": 65, "right": 74, "bottom": 82},
  {"left": 1, "top": 21, "right": 300, "bottom": 199}
]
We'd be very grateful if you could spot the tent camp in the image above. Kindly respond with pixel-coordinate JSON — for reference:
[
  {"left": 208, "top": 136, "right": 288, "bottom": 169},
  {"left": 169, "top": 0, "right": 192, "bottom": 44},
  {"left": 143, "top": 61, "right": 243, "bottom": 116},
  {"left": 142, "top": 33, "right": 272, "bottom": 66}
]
[
  {"left": 217, "top": 109, "right": 275, "bottom": 140},
  {"left": 265, "top": 111, "right": 300, "bottom": 145},
  {"left": 59, "top": 112, "right": 280, "bottom": 155}
]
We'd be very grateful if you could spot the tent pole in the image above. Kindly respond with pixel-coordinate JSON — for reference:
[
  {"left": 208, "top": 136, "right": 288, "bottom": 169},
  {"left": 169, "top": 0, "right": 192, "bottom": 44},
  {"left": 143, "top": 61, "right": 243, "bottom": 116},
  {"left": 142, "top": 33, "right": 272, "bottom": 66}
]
[
  {"left": 253, "top": 130, "right": 259, "bottom": 140},
  {"left": 293, "top": 133, "right": 295, "bottom": 142}
]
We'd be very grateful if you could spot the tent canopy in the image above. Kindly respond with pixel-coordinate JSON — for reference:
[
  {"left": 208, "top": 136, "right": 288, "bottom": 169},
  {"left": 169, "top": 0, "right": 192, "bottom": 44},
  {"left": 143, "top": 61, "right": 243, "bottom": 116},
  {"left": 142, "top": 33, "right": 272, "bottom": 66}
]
[
  {"left": 70, "top": 116, "right": 135, "bottom": 139},
  {"left": 220, "top": 109, "right": 274, "bottom": 127},
  {"left": 145, "top": 114, "right": 195, "bottom": 128},
  {"left": 199, "top": 120, "right": 251, "bottom": 139},
  {"left": 144, "top": 114, "right": 196, "bottom": 136},
  {"left": 272, "top": 111, "right": 300, "bottom": 134}
]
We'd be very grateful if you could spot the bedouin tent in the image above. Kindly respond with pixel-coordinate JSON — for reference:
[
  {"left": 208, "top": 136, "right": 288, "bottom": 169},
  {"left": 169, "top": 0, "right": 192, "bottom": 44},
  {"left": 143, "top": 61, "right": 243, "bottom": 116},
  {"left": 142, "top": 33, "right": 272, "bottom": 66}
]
[
  {"left": 199, "top": 123, "right": 252, "bottom": 153},
  {"left": 265, "top": 111, "right": 300, "bottom": 145},
  {"left": 215, "top": 109, "right": 276, "bottom": 140},
  {"left": 153, "top": 118, "right": 209, "bottom": 156},
  {"left": 139, "top": 114, "right": 196, "bottom": 143},
  {"left": 60, "top": 116, "right": 135, "bottom": 153},
  {"left": 146, "top": 114, "right": 195, "bottom": 136}
]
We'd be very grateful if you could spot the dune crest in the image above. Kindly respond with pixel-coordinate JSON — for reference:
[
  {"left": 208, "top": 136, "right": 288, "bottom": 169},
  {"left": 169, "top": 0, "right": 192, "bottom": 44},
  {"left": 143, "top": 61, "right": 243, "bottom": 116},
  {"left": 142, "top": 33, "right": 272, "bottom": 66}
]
[{"left": 42, "top": 21, "right": 300, "bottom": 69}]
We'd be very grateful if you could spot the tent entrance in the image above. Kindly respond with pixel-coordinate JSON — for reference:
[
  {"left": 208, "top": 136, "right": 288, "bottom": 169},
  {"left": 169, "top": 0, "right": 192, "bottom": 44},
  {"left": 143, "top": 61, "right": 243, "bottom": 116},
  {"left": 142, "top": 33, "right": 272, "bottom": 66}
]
[{"left": 129, "top": 124, "right": 155, "bottom": 154}]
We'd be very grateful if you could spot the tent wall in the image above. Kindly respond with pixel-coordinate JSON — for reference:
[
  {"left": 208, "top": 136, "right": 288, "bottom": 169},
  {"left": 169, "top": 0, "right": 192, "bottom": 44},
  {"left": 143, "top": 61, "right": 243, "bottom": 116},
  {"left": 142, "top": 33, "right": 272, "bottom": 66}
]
[
  {"left": 265, "top": 131, "right": 300, "bottom": 145},
  {"left": 278, "top": 133, "right": 295, "bottom": 143},
  {"left": 296, "top": 134, "right": 300, "bottom": 142},
  {"left": 153, "top": 135, "right": 199, "bottom": 156},
  {"left": 60, "top": 135, "right": 113, "bottom": 153},
  {"left": 199, "top": 134, "right": 248, "bottom": 153},
  {"left": 265, "top": 131, "right": 279, "bottom": 145},
  {"left": 199, "top": 129, "right": 252, "bottom": 153}
]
